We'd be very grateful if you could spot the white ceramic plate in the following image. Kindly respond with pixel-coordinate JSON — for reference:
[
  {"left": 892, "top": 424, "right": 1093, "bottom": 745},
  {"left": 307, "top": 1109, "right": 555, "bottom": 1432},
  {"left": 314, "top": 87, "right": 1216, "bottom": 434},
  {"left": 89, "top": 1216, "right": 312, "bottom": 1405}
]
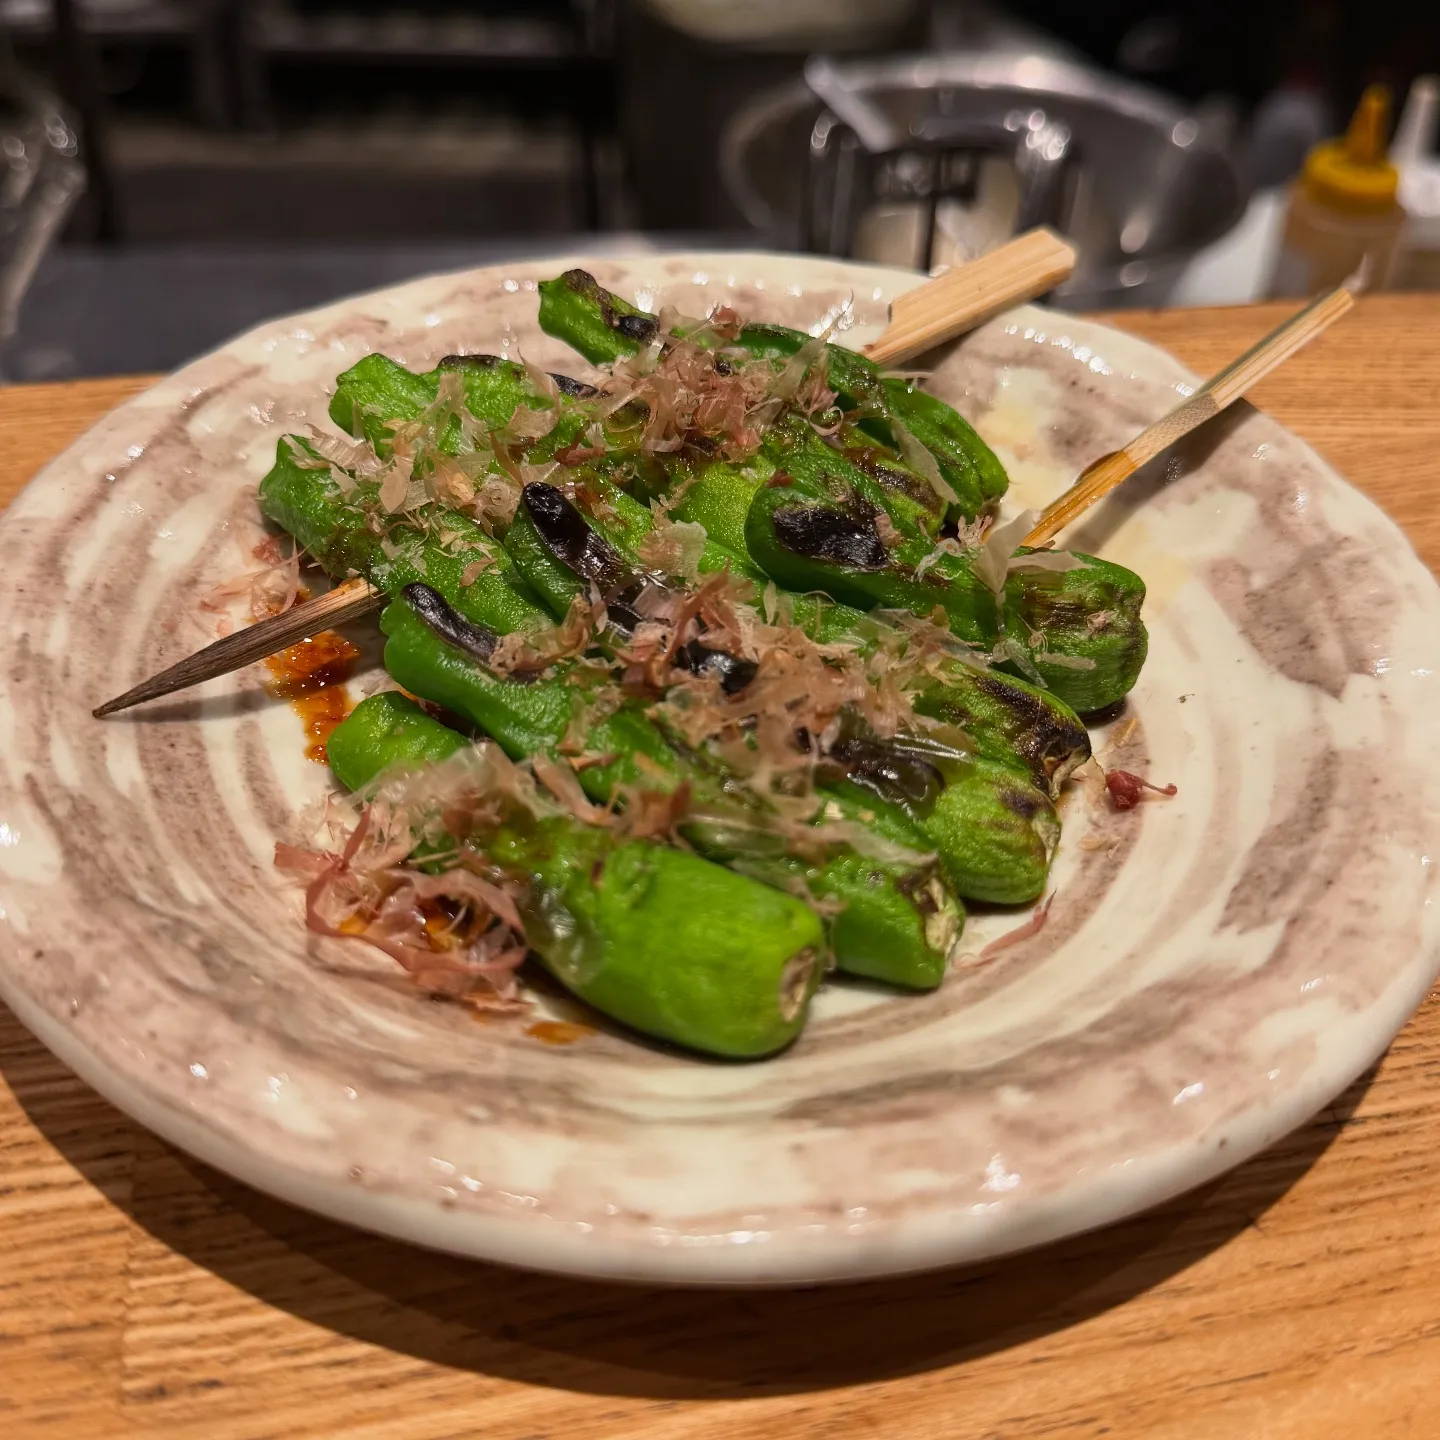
[{"left": 0, "top": 253, "right": 1436, "bottom": 1285}]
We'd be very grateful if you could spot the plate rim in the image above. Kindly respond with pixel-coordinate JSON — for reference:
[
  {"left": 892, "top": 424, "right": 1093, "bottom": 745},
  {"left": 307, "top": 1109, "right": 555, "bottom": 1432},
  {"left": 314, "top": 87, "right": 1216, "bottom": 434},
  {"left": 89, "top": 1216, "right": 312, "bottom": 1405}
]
[{"left": 1, "top": 248, "right": 1435, "bottom": 1285}]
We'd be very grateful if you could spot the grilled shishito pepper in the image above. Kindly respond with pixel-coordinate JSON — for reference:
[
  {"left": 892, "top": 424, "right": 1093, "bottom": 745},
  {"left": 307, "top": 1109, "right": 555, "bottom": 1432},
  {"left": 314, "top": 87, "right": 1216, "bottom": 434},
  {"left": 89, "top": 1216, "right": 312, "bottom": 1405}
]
[
  {"left": 257, "top": 437, "right": 551, "bottom": 639},
  {"left": 764, "top": 419, "right": 945, "bottom": 547},
  {"left": 329, "top": 351, "right": 594, "bottom": 458},
  {"left": 822, "top": 733, "right": 1058, "bottom": 907},
  {"left": 737, "top": 327, "right": 1010, "bottom": 521},
  {"left": 327, "top": 689, "right": 470, "bottom": 787},
  {"left": 537, "top": 269, "right": 661, "bottom": 367},
  {"left": 932, "top": 758, "right": 1057, "bottom": 904},
  {"left": 536, "top": 269, "right": 1009, "bottom": 521},
  {"left": 327, "top": 692, "right": 824, "bottom": 1058},
  {"left": 910, "top": 666, "right": 1089, "bottom": 796},
  {"left": 745, "top": 482, "right": 1148, "bottom": 715},
  {"left": 872, "top": 376, "right": 1011, "bottom": 518}
]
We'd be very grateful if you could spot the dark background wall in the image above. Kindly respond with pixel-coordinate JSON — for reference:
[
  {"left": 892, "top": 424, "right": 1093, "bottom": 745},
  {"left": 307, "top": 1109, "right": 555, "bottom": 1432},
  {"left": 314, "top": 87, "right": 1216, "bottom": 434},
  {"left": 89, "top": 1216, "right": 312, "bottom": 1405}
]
[{"left": 0, "top": 0, "right": 1435, "bottom": 378}]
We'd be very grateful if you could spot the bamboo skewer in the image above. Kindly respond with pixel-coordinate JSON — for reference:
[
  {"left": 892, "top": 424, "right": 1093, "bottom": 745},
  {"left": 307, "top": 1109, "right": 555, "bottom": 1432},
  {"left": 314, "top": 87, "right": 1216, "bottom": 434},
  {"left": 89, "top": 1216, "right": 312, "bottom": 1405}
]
[
  {"left": 92, "top": 577, "right": 381, "bottom": 718},
  {"left": 864, "top": 228, "right": 1077, "bottom": 367},
  {"left": 1023, "top": 283, "right": 1356, "bottom": 548},
  {"left": 94, "top": 236, "right": 1077, "bottom": 718}
]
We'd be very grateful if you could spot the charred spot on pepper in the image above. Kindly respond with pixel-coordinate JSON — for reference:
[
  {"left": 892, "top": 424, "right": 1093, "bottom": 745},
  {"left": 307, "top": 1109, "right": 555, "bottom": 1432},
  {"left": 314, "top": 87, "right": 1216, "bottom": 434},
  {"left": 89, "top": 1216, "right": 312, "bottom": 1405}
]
[
  {"left": 828, "top": 736, "right": 946, "bottom": 812},
  {"left": 836, "top": 442, "right": 945, "bottom": 513},
  {"left": 1016, "top": 574, "right": 1146, "bottom": 633},
  {"left": 521, "top": 482, "right": 635, "bottom": 593},
  {"left": 437, "top": 353, "right": 504, "bottom": 371},
  {"left": 972, "top": 671, "right": 1046, "bottom": 721},
  {"left": 914, "top": 689, "right": 1049, "bottom": 778},
  {"left": 809, "top": 471, "right": 893, "bottom": 541},
  {"left": 971, "top": 673, "right": 1090, "bottom": 767},
  {"left": 1015, "top": 593, "right": 1094, "bottom": 628},
  {"left": 771, "top": 504, "right": 890, "bottom": 570},
  {"left": 675, "top": 640, "right": 758, "bottom": 695},
  {"left": 765, "top": 469, "right": 794, "bottom": 489},
  {"left": 402, "top": 582, "right": 500, "bottom": 664},
  {"left": 615, "top": 313, "right": 659, "bottom": 343},
  {"left": 550, "top": 372, "right": 600, "bottom": 399},
  {"left": 998, "top": 785, "right": 1045, "bottom": 821}
]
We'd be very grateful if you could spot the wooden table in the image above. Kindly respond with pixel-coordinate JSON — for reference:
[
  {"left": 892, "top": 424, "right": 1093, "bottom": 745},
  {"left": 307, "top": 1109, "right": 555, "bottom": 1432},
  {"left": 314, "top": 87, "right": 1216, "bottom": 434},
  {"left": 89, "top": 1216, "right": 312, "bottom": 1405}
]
[{"left": 2, "top": 296, "right": 1439, "bottom": 1439}]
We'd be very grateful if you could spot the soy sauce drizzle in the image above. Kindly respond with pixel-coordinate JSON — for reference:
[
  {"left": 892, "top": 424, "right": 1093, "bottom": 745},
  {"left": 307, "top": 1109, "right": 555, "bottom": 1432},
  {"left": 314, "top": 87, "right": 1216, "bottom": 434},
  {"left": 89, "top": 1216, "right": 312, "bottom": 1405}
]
[{"left": 263, "top": 630, "right": 359, "bottom": 763}]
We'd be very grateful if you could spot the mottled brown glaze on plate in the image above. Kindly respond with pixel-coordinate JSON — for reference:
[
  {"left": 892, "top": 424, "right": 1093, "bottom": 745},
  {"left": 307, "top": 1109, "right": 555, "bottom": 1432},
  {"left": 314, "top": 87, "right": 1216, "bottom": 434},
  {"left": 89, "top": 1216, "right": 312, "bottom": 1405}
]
[{"left": 0, "top": 254, "right": 1436, "bottom": 1285}]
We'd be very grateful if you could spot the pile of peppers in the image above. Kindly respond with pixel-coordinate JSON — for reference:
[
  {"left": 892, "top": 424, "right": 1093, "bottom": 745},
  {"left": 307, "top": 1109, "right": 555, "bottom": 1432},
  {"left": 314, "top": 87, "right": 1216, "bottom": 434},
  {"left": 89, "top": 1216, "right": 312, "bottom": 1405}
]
[{"left": 257, "top": 272, "right": 1149, "bottom": 1059}]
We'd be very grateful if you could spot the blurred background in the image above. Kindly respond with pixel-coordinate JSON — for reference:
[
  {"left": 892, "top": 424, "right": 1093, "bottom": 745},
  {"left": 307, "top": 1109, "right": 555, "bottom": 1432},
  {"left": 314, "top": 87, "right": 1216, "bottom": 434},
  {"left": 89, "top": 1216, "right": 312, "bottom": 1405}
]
[{"left": 0, "top": 0, "right": 1434, "bottom": 379}]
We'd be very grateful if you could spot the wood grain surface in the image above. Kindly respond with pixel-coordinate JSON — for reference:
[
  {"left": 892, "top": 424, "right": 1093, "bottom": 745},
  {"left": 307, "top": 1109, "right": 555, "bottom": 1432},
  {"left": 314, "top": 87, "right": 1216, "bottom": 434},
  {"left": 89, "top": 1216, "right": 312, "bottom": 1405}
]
[{"left": 2, "top": 297, "right": 1438, "bottom": 1439}]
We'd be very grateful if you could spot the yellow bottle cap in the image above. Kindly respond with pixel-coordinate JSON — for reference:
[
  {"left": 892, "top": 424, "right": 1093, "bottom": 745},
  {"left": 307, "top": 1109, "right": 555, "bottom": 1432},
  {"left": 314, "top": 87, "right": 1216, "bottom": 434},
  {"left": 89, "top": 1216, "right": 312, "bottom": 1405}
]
[{"left": 1303, "top": 85, "right": 1400, "bottom": 213}]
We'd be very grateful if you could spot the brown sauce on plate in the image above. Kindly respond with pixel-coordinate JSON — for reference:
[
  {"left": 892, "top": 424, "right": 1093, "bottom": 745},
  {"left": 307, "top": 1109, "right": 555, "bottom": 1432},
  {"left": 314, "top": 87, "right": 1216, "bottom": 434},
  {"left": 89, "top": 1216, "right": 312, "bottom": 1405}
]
[
  {"left": 526, "top": 1020, "right": 596, "bottom": 1047},
  {"left": 263, "top": 631, "right": 360, "bottom": 762}
]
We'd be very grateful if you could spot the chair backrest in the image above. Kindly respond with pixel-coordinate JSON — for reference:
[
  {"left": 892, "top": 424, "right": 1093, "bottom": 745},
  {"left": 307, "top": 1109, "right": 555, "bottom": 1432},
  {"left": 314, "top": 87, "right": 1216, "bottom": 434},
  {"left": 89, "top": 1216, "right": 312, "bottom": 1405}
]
[{"left": 0, "top": 32, "right": 86, "bottom": 350}]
